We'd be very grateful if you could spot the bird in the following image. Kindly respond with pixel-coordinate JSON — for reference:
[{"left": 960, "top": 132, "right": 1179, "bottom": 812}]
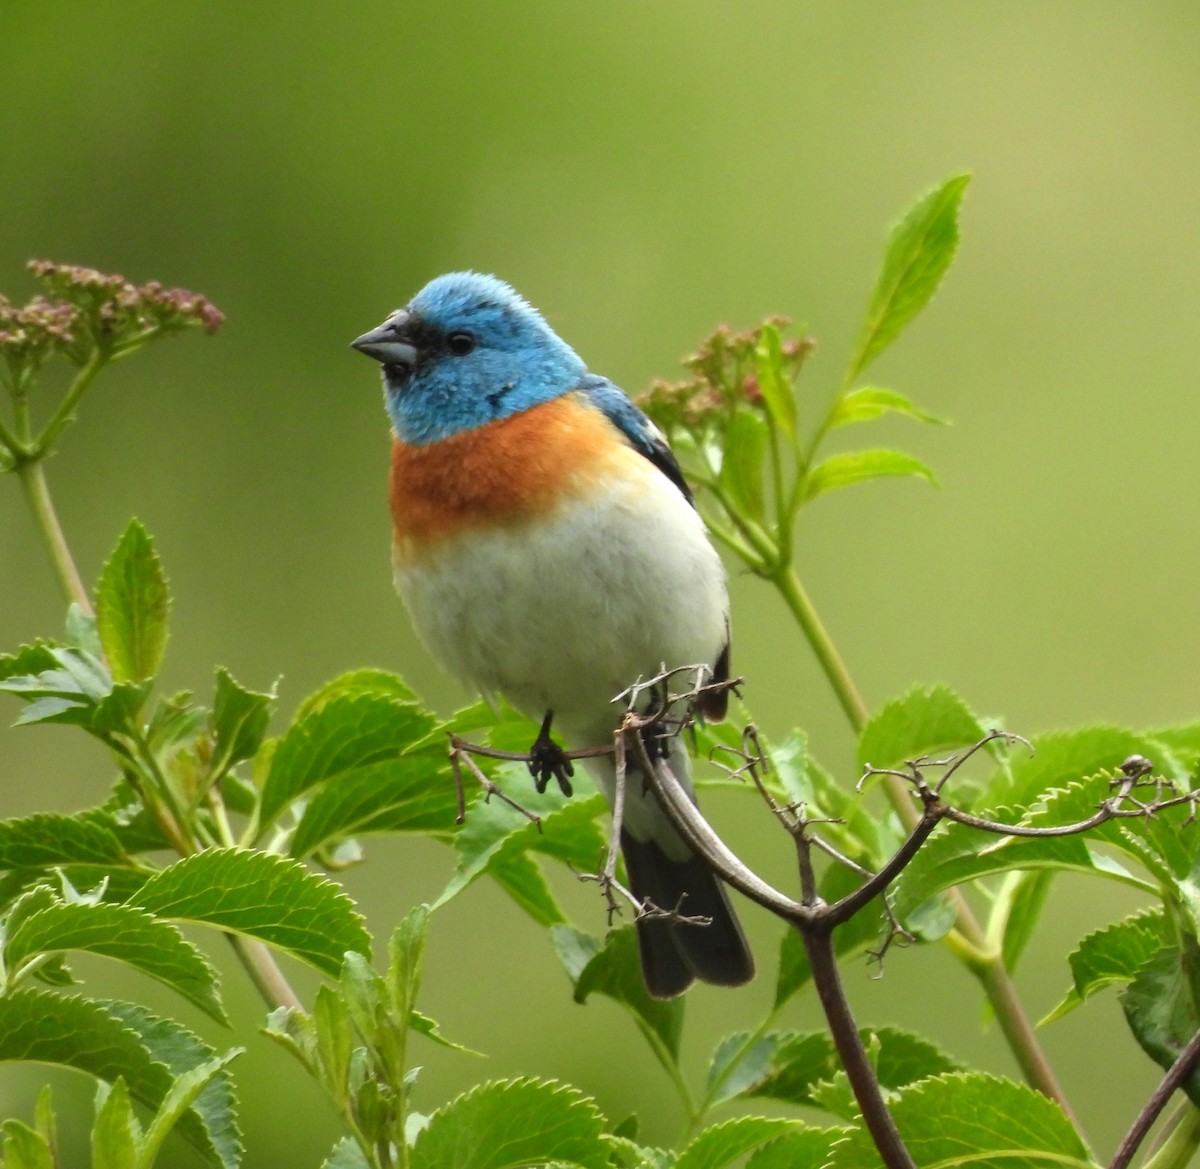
[{"left": 351, "top": 272, "right": 754, "bottom": 997}]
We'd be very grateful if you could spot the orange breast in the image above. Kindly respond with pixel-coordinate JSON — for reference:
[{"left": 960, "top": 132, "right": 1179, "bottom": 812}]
[{"left": 389, "top": 395, "right": 629, "bottom": 554}]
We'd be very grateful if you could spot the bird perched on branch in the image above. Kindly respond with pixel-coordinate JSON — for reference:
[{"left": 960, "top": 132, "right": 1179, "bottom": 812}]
[{"left": 351, "top": 272, "right": 754, "bottom": 997}]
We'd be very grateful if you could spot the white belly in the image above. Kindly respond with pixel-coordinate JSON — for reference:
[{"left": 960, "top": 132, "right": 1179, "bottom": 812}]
[{"left": 395, "top": 471, "right": 728, "bottom": 749}]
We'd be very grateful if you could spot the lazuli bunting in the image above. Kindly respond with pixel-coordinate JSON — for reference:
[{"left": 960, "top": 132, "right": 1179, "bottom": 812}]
[{"left": 351, "top": 272, "right": 754, "bottom": 997}]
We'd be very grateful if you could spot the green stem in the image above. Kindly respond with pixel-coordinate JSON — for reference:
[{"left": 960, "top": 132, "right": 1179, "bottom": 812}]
[
  {"left": 32, "top": 348, "right": 108, "bottom": 456},
  {"left": 770, "top": 566, "right": 869, "bottom": 731},
  {"left": 16, "top": 460, "right": 92, "bottom": 613}
]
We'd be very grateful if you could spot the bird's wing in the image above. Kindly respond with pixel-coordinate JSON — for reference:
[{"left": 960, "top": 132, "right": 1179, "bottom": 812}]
[
  {"left": 576, "top": 375, "right": 730, "bottom": 719},
  {"left": 576, "top": 374, "right": 694, "bottom": 505}
]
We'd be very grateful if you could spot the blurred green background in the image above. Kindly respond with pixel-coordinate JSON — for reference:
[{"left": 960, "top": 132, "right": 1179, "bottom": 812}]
[{"left": 3, "top": 1, "right": 1199, "bottom": 1163}]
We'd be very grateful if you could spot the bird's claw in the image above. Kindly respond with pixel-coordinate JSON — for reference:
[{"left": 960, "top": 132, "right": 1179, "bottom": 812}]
[{"left": 528, "top": 731, "right": 574, "bottom": 797}]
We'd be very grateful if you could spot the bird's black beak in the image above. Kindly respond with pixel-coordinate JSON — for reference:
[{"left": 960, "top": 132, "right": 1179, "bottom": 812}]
[{"left": 350, "top": 309, "right": 418, "bottom": 375}]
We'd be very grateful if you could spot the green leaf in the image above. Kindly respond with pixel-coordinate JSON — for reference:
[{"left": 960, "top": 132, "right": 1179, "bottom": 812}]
[
  {"left": 763, "top": 732, "right": 885, "bottom": 866},
  {"left": 891, "top": 776, "right": 1159, "bottom": 928},
  {"left": 1044, "top": 908, "right": 1166, "bottom": 1023},
  {"left": 826, "top": 386, "right": 946, "bottom": 431},
  {"left": 128, "top": 848, "right": 370, "bottom": 976},
  {"left": 845, "top": 174, "right": 971, "bottom": 385},
  {"left": 674, "top": 1117, "right": 802, "bottom": 1169},
  {"left": 95, "top": 520, "right": 171, "bottom": 684},
  {"left": 410, "top": 1008, "right": 480, "bottom": 1056},
  {"left": 745, "top": 1130, "right": 850, "bottom": 1169},
  {"left": 138, "top": 1050, "right": 242, "bottom": 1169},
  {"left": 410, "top": 1078, "right": 608, "bottom": 1169},
  {"left": 290, "top": 752, "right": 458, "bottom": 859},
  {"left": 0, "top": 991, "right": 239, "bottom": 1169},
  {"left": 1, "top": 1119, "right": 56, "bottom": 1169},
  {"left": 104, "top": 1001, "right": 241, "bottom": 1169},
  {"left": 5, "top": 901, "right": 227, "bottom": 1024},
  {"left": 0, "top": 813, "right": 125, "bottom": 868},
  {"left": 857, "top": 684, "right": 988, "bottom": 772},
  {"left": 313, "top": 985, "right": 353, "bottom": 1106},
  {"left": 707, "top": 1032, "right": 785, "bottom": 1108},
  {"left": 754, "top": 323, "right": 797, "bottom": 446},
  {"left": 991, "top": 725, "right": 1181, "bottom": 809},
  {"left": 434, "top": 773, "right": 605, "bottom": 921},
  {"left": 1120, "top": 942, "right": 1200, "bottom": 1106},
  {"left": 387, "top": 903, "right": 429, "bottom": 1030},
  {"left": 828, "top": 1072, "right": 1093, "bottom": 1169},
  {"left": 712, "top": 1026, "right": 965, "bottom": 1115},
  {"left": 91, "top": 1077, "right": 139, "bottom": 1169},
  {"left": 998, "top": 870, "right": 1055, "bottom": 974},
  {"left": 718, "top": 411, "right": 768, "bottom": 521},
  {"left": 567, "top": 925, "right": 684, "bottom": 1068},
  {"left": 0, "top": 643, "right": 59, "bottom": 684},
  {"left": 210, "top": 668, "right": 273, "bottom": 777},
  {"left": 488, "top": 851, "right": 564, "bottom": 927},
  {"left": 293, "top": 669, "right": 418, "bottom": 719},
  {"left": 320, "top": 1139, "right": 371, "bottom": 1169},
  {"left": 803, "top": 449, "right": 936, "bottom": 503},
  {"left": 65, "top": 604, "right": 104, "bottom": 659},
  {"left": 259, "top": 691, "right": 436, "bottom": 831}
]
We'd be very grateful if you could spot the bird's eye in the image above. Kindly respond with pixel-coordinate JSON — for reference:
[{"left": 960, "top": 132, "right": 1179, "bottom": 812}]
[{"left": 446, "top": 331, "right": 476, "bottom": 356}]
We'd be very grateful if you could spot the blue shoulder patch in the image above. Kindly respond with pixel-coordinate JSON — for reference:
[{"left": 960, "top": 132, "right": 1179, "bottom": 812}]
[{"left": 577, "top": 374, "right": 694, "bottom": 505}]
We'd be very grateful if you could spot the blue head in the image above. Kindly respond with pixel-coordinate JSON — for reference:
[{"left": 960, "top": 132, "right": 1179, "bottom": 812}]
[{"left": 351, "top": 272, "right": 587, "bottom": 444}]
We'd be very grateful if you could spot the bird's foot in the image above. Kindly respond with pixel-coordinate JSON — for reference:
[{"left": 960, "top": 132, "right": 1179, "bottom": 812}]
[{"left": 528, "top": 711, "right": 574, "bottom": 797}]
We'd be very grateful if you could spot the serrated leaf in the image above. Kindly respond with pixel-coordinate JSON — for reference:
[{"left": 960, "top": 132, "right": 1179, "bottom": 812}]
[
  {"left": 320, "top": 1138, "right": 371, "bottom": 1169},
  {"left": 104, "top": 1001, "right": 241, "bottom": 1169},
  {"left": 0, "top": 813, "right": 125, "bottom": 868},
  {"left": 570, "top": 925, "right": 684, "bottom": 1067},
  {"left": 991, "top": 725, "right": 1183, "bottom": 810},
  {"left": 410, "top": 1078, "right": 608, "bottom": 1169},
  {"left": 259, "top": 692, "right": 436, "bottom": 831},
  {"left": 828, "top": 1072, "right": 1092, "bottom": 1169},
  {"left": 210, "top": 669, "right": 273, "bottom": 777},
  {"left": 139, "top": 1050, "right": 242, "bottom": 1169},
  {"left": 92, "top": 1077, "right": 139, "bottom": 1169},
  {"left": 127, "top": 849, "right": 369, "bottom": 976},
  {"left": 294, "top": 669, "right": 418, "bottom": 719},
  {"left": 803, "top": 449, "right": 936, "bottom": 504},
  {"left": 754, "top": 324, "right": 797, "bottom": 446},
  {"left": 827, "top": 386, "right": 946, "bottom": 431},
  {"left": 95, "top": 520, "right": 171, "bottom": 684},
  {"left": 746, "top": 1129, "right": 849, "bottom": 1169},
  {"left": 718, "top": 411, "right": 768, "bottom": 521},
  {"left": 857, "top": 685, "right": 988, "bottom": 772},
  {"left": 5, "top": 901, "right": 227, "bottom": 1024},
  {"left": 290, "top": 752, "right": 458, "bottom": 859},
  {"left": 845, "top": 174, "right": 970, "bottom": 385},
  {"left": 1044, "top": 908, "right": 1166, "bottom": 1023},
  {"left": 434, "top": 775, "right": 605, "bottom": 920},
  {"left": 0, "top": 991, "right": 238, "bottom": 1169},
  {"left": 0, "top": 643, "right": 59, "bottom": 684},
  {"left": 674, "top": 1117, "right": 801, "bottom": 1169},
  {"left": 1120, "top": 942, "right": 1200, "bottom": 1106},
  {"left": 891, "top": 777, "right": 1159, "bottom": 926}
]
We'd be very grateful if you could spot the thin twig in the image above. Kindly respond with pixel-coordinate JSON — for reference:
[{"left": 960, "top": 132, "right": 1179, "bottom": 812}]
[{"left": 1110, "top": 1028, "right": 1200, "bottom": 1169}]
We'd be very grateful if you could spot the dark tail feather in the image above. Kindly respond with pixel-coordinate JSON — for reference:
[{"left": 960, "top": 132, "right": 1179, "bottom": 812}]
[{"left": 621, "top": 828, "right": 755, "bottom": 999}]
